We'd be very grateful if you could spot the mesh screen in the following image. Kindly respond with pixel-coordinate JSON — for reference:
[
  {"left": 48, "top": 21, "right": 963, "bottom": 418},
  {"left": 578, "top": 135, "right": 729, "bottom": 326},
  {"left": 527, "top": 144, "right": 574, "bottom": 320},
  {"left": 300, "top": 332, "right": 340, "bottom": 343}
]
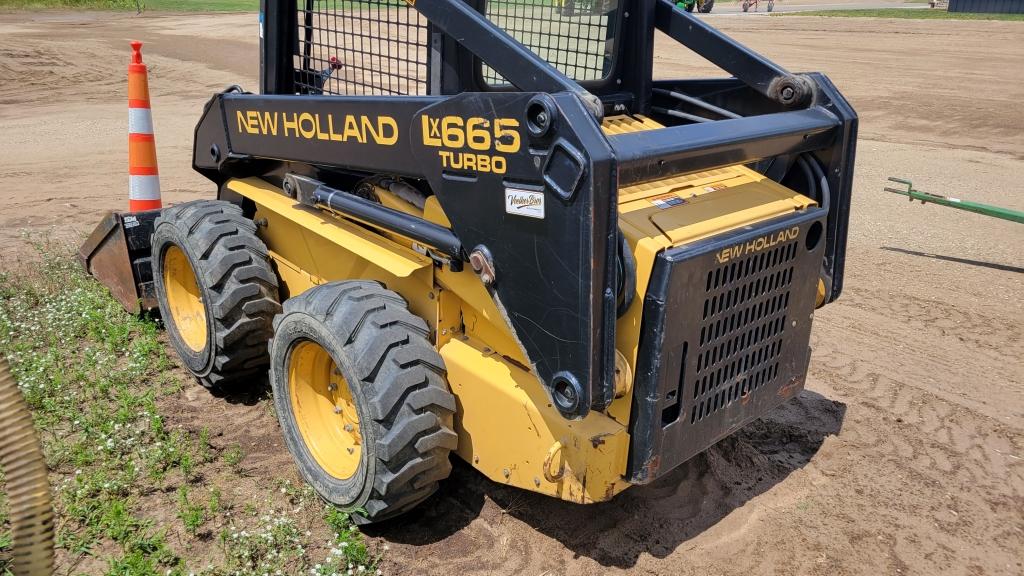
[
  {"left": 688, "top": 240, "right": 799, "bottom": 425},
  {"left": 482, "top": 0, "right": 620, "bottom": 85},
  {"left": 294, "top": 0, "right": 429, "bottom": 96}
]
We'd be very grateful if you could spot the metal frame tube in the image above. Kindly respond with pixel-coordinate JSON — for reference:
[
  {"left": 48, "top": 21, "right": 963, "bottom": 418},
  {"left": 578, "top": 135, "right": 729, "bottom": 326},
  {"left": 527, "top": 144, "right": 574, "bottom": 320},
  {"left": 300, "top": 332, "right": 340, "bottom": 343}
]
[{"left": 612, "top": 108, "right": 839, "bottom": 186}]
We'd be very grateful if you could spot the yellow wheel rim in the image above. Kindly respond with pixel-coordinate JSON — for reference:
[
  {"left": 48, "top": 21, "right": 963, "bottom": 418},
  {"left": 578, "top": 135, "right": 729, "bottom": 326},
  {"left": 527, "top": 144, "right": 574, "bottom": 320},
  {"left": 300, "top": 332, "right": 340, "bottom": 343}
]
[
  {"left": 163, "top": 245, "right": 208, "bottom": 352},
  {"left": 288, "top": 341, "right": 362, "bottom": 480}
]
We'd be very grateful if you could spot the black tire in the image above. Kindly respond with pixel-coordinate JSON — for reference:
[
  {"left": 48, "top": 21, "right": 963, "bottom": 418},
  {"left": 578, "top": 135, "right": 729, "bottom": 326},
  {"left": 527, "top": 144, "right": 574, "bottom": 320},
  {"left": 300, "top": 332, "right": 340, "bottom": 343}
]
[
  {"left": 699, "top": 0, "right": 715, "bottom": 13},
  {"left": 152, "top": 200, "right": 281, "bottom": 389},
  {"left": 684, "top": 3, "right": 694, "bottom": 11},
  {"left": 270, "top": 281, "right": 457, "bottom": 523}
]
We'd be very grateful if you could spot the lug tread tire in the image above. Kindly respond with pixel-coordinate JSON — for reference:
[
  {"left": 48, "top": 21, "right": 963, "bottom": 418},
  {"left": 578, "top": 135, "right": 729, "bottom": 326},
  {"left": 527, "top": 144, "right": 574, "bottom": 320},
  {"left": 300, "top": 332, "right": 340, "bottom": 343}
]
[
  {"left": 272, "top": 281, "right": 456, "bottom": 523},
  {"left": 153, "top": 200, "right": 280, "bottom": 389}
]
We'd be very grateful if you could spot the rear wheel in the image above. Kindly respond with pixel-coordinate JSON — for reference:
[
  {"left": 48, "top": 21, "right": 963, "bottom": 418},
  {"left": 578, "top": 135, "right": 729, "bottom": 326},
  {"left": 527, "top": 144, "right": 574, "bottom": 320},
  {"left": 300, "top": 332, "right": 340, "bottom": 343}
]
[
  {"left": 152, "top": 200, "right": 281, "bottom": 389},
  {"left": 699, "top": 0, "right": 715, "bottom": 13},
  {"left": 270, "top": 281, "right": 457, "bottom": 523}
]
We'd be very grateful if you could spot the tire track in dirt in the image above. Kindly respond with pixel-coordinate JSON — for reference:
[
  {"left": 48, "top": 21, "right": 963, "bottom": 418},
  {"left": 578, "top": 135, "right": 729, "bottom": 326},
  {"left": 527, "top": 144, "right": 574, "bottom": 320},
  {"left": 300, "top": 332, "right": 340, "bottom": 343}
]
[
  {"left": 362, "top": 390, "right": 847, "bottom": 576},
  {"left": 807, "top": 280, "right": 1024, "bottom": 575},
  {"left": 158, "top": 376, "right": 296, "bottom": 480}
]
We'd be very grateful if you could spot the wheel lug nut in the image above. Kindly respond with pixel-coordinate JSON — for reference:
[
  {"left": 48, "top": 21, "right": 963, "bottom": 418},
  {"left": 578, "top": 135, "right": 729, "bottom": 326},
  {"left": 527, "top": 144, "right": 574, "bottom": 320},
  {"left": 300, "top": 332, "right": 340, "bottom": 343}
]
[
  {"left": 344, "top": 424, "right": 354, "bottom": 432},
  {"left": 347, "top": 448, "right": 355, "bottom": 454},
  {"left": 334, "top": 406, "right": 342, "bottom": 414}
]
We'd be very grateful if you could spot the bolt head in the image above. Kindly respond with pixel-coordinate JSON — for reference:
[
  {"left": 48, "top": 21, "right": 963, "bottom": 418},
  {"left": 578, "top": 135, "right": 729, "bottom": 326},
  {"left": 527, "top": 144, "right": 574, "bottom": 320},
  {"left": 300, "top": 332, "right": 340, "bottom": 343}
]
[
  {"left": 554, "top": 380, "right": 578, "bottom": 409},
  {"left": 469, "top": 251, "right": 485, "bottom": 272}
]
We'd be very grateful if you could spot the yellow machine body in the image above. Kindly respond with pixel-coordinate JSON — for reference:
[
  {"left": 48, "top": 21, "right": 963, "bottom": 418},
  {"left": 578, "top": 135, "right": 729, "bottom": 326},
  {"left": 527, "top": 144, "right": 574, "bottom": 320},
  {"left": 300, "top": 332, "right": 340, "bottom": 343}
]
[{"left": 224, "top": 115, "right": 815, "bottom": 503}]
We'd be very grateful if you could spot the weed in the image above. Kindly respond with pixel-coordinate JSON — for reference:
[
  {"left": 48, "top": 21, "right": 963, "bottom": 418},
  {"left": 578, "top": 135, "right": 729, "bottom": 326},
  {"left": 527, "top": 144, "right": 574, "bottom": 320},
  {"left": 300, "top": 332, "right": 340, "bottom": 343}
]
[
  {"left": 198, "top": 427, "right": 214, "bottom": 464},
  {"left": 321, "top": 507, "right": 382, "bottom": 574},
  {"left": 177, "top": 487, "right": 207, "bottom": 536},
  {"left": 207, "top": 488, "right": 223, "bottom": 516},
  {"left": 218, "top": 512, "right": 306, "bottom": 574},
  {"left": 223, "top": 443, "right": 245, "bottom": 470}
]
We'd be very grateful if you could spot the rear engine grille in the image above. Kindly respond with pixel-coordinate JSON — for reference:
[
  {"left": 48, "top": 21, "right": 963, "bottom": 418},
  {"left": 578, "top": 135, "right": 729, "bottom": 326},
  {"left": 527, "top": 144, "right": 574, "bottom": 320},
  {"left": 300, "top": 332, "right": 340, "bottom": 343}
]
[
  {"left": 689, "top": 240, "right": 798, "bottom": 425},
  {"left": 627, "top": 210, "right": 826, "bottom": 484}
]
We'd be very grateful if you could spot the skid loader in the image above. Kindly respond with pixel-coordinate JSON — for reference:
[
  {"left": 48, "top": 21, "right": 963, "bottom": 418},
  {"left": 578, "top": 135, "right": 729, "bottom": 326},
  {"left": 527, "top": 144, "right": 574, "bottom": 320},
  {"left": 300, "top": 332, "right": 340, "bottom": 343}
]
[{"left": 82, "top": 0, "right": 856, "bottom": 522}]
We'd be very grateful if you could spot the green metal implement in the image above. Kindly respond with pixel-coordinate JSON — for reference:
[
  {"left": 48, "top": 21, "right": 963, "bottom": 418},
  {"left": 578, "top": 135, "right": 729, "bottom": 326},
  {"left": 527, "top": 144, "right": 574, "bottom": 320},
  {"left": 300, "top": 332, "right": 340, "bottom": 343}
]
[{"left": 885, "top": 178, "right": 1024, "bottom": 225}]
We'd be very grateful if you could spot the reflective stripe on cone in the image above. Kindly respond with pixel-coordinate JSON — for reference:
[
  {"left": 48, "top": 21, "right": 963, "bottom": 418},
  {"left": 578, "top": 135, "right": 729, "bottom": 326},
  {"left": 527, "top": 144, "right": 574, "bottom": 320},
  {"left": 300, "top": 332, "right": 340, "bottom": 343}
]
[
  {"left": 129, "top": 175, "right": 162, "bottom": 201},
  {"left": 128, "top": 108, "right": 154, "bottom": 135}
]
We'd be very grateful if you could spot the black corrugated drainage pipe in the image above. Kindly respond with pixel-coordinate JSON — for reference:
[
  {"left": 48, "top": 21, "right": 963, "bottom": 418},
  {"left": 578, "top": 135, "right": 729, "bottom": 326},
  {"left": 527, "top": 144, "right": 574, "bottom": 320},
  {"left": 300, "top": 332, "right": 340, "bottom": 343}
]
[{"left": 0, "top": 358, "right": 54, "bottom": 576}]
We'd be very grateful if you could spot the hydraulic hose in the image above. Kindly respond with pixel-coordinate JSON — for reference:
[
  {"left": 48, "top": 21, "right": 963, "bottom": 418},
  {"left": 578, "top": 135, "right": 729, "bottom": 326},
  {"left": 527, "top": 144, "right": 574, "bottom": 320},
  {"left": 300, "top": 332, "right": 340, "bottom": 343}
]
[
  {"left": 616, "top": 232, "right": 637, "bottom": 318},
  {"left": 803, "top": 153, "right": 831, "bottom": 212},
  {"left": 0, "top": 358, "right": 54, "bottom": 576}
]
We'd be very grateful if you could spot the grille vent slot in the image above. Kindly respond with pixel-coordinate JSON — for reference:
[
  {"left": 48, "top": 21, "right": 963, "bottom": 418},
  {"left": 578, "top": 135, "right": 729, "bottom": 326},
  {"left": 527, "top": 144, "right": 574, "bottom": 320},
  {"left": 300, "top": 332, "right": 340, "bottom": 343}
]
[{"left": 683, "top": 240, "right": 799, "bottom": 425}]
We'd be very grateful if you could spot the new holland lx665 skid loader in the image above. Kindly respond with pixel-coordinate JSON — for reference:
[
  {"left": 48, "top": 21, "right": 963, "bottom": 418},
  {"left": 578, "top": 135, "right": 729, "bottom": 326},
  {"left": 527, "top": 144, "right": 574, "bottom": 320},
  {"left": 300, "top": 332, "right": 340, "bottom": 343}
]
[{"left": 82, "top": 0, "right": 856, "bottom": 522}]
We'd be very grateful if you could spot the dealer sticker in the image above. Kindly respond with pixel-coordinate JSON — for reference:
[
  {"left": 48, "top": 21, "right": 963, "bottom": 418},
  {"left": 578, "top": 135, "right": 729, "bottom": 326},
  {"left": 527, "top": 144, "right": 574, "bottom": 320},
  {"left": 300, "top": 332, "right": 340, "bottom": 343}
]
[{"left": 505, "top": 188, "right": 545, "bottom": 219}]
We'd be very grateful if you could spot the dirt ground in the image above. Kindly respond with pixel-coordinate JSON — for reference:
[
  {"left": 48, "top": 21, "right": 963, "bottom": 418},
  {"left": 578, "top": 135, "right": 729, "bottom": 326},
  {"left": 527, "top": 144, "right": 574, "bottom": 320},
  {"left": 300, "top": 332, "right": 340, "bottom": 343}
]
[{"left": 1, "top": 8, "right": 1022, "bottom": 576}]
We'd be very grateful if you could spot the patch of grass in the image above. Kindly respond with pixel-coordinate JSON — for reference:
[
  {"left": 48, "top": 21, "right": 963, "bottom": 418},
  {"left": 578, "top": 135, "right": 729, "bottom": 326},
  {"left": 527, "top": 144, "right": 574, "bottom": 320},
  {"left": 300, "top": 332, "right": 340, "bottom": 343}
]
[
  {"left": 0, "top": 528, "right": 11, "bottom": 576},
  {"left": 0, "top": 0, "right": 258, "bottom": 11},
  {"left": 0, "top": 239, "right": 382, "bottom": 575},
  {"left": 0, "top": 0, "right": 135, "bottom": 9},
  {"left": 1, "top": 472, "right": 9, "bottom": 576},
  {"left": 141, "top": 0, "right": 259, "bottom": 10},
  {"left": 781, "top": 8, "right": 1024, "bottom": 21}
]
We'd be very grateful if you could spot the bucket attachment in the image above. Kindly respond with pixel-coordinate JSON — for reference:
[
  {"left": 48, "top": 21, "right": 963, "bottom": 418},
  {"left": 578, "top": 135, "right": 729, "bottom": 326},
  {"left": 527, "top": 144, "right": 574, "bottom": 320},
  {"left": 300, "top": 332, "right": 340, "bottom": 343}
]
[{"left": 78, "top": 210, "right": 160, "bottom": 314}]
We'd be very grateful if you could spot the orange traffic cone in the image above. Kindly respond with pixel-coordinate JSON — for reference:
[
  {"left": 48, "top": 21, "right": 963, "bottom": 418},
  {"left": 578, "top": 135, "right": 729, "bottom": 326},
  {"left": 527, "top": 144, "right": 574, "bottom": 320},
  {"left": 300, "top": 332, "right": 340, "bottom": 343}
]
[{"left": 127, "top": 40, "right": 162, "bottom": 212}]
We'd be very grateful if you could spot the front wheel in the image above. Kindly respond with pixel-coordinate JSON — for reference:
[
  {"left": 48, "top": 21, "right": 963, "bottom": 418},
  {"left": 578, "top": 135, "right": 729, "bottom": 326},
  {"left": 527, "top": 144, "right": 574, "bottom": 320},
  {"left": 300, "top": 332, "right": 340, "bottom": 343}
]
[
  {"left": 152, "top": 200, "right": 280, "bottom": 389},
  {"left": 742, "top": 0, "right": 751, "bottom": 11},
  {"left": 270, "top": 281, "right": 458, "bottom": 523}
]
